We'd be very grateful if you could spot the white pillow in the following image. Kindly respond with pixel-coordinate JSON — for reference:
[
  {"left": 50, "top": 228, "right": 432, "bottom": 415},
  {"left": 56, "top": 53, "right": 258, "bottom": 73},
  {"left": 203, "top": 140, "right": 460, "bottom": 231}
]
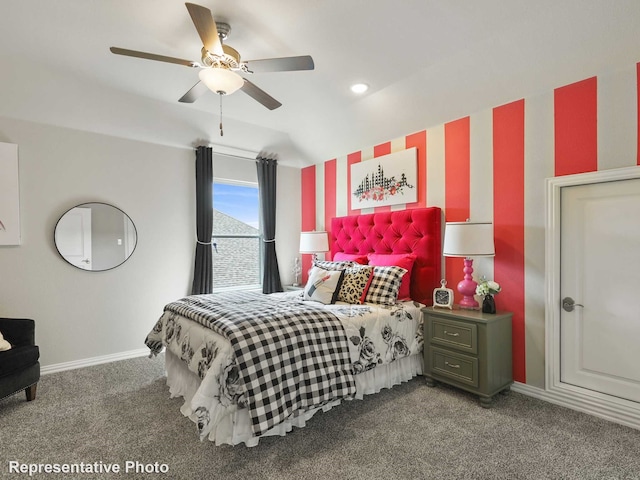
[
  {"left": 0, "top": 331, "right": 11, "bottom": 351},
  {"left": 303, "top": 267, "right": 344, "bottom": 304}
]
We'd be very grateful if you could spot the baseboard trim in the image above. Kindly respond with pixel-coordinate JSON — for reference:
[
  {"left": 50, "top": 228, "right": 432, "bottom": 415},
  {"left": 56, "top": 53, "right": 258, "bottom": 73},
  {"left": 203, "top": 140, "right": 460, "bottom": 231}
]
[
  {"left": 41, "top": 348, "right": 150, "bottom": 375},
  {"left": 512, "top": 382, "right": 640, "bottom": 431}
]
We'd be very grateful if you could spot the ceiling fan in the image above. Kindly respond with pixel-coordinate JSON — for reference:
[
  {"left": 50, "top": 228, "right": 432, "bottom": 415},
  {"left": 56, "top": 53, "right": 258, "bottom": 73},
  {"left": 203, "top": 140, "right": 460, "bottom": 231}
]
[{"left": 110, "top": 2, "right": 314, "bottom": 110}]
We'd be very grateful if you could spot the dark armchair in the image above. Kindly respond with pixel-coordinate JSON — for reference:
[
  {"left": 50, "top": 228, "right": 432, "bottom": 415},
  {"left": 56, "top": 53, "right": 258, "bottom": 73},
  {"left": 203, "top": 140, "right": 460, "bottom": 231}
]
[{"left": 0, "top": 318, "right": 40, "bottom": 402}]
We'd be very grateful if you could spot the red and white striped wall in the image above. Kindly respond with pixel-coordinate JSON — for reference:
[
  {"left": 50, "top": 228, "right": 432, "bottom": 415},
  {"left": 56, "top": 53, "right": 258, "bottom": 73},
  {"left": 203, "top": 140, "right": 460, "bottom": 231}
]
[{"left": 301, "top": 61, "right": 640, "bottom": 386}]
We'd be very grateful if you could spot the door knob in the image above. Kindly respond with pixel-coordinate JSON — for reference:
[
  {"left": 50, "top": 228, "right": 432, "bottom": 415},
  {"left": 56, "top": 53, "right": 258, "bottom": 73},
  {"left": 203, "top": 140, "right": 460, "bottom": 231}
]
[{"left": 562, "top": 297, "right": 584, "bottom": 312}]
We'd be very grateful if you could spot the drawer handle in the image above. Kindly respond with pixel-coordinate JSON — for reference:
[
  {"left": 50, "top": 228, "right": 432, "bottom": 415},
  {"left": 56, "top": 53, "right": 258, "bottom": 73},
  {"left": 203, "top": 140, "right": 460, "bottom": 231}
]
[
  {"left": 444, "top": 330, "right": 459, "bottom": 337},
  {"left": 445, "top": 361, "right": 460, "bottom": 369}
]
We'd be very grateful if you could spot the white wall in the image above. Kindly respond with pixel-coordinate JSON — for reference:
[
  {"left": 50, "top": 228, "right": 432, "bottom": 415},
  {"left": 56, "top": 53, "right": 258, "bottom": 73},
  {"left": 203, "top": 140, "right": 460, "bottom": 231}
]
[
  {"left": 0, "top": 116, "right": 301, "bottom": 370},
  {"left": 275, "top": 163, "right": 301, "bottom": 286}
]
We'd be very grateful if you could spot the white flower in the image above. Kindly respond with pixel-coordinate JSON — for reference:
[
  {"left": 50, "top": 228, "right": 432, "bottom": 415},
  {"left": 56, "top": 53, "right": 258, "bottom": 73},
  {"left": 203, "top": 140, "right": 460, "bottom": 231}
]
[{"left": 476, "top": 279, "right": 501, "bottom": 296}]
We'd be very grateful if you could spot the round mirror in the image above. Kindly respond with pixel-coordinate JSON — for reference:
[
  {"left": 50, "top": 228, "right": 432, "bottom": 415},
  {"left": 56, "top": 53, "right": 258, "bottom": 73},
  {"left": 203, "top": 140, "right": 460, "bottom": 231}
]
[{"left": 54, "top": 202, "right": 137, "bottom": 271}]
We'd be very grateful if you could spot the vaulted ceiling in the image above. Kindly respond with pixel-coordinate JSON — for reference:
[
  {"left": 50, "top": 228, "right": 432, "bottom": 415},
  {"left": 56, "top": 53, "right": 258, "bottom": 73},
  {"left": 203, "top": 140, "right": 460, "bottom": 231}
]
[{"left": 2, "top": 1, "right": 640, "bottom": 166}]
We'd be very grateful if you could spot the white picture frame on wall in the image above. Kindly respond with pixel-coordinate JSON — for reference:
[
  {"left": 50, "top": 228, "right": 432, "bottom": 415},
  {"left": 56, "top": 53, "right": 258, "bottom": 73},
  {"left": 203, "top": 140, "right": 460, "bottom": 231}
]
[
  {"left": 0, "top": 142, "right": 21, "bottom": 246},
  {"left": 350, "top": 147, "right": 418, "bottom": 210}
]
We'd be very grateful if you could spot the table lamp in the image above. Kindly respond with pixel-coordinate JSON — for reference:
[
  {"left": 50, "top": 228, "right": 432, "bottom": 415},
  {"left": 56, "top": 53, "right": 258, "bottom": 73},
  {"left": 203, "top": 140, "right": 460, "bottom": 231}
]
[
  {"left": 443, "top": 221, "right": 495, "bottom": 309},
  {"left": 299, "top": 231, "right": 329, "bottom": 264}
]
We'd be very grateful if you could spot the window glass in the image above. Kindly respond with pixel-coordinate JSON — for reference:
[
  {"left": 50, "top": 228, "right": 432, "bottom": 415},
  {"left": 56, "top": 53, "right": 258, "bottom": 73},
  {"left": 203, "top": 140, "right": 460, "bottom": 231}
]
[{"left": 212, "top": 181, "right": 261, "bottom": 289}]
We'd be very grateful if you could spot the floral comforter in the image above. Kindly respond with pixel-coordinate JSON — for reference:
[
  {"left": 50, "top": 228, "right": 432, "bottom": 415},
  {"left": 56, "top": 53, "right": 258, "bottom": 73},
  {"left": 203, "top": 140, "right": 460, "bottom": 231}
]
[{"left": 145, "top": 291, "right": 424, "bottom": 440}]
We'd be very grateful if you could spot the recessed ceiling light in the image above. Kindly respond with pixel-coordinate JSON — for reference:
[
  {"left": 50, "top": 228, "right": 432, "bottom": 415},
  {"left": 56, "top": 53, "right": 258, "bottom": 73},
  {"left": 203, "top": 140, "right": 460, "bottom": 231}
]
[{"left": 350, "top": 83, "right": 369, "bottom": 94}]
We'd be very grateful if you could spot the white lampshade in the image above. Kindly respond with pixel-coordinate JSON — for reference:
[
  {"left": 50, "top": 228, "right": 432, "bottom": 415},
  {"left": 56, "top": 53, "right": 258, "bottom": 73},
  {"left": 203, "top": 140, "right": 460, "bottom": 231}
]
[
  {"left": 299, "top": 231, "right": 329, "bottom": 254},
  {"left": 198, "top": 68, "right": 244, "bottom": 95},
  {"left": 443, "top": 222, "right": 495, "bottom": 257}
]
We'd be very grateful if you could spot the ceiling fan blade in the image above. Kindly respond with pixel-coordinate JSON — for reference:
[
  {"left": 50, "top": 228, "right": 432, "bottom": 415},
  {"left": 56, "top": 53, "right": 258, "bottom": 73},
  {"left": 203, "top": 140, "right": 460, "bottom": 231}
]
[
  {"left": 178, "top": 81, "right": 210, "bottom": 103},
  {"left": 110, "top": 47, "right": 199, "bottom": 67},
  {"left": 240, "top": 79, "right": 282, "bottom": 110},
  {"left": 185, "top": 3, "right": 223, "bottom": 56},
  {"left": 244, "top": 55, "right": 314, "bottom": 73}
]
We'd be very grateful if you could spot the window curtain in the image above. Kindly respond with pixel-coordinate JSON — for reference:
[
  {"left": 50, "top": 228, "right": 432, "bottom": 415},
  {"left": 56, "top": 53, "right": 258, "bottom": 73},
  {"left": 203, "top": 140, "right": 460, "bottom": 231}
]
[
  {"left": 256, "top": 154, "right": 283, "bottom": 294},
  {"left": 191, "top": 146, "right": 213, "bottom": 295}
]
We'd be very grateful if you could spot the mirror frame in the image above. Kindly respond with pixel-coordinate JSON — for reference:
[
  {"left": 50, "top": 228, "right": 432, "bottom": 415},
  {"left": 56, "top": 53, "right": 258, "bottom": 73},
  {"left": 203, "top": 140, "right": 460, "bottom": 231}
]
[{"left": 54, "top": 202, "right": 137, "bottom": 272}]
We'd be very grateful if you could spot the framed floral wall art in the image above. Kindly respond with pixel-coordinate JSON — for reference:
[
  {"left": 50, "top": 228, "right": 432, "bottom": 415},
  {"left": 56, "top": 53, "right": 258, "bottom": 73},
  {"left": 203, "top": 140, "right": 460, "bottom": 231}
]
[
  {"left": 350, "top": 147, "right": 417, "bottom": 209},
  {"left": 0, "top": 142, "right": 21, "bottom": 246}
]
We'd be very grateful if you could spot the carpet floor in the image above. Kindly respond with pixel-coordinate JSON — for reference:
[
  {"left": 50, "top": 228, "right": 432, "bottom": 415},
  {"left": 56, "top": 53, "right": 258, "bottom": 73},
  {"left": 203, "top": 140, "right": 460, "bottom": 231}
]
[{"left": 1, "top": 354, "right": 639, "bottom": 480}]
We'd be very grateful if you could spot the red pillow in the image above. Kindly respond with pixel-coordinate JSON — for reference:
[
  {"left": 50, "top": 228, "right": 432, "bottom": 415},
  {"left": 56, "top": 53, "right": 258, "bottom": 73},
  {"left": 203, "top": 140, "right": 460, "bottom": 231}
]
[
  {"left": 333, "top": 252, "right": 368, "bottom": 265},
  {"left": 367, "top": 253, "right": 416, "bottom": 300}
]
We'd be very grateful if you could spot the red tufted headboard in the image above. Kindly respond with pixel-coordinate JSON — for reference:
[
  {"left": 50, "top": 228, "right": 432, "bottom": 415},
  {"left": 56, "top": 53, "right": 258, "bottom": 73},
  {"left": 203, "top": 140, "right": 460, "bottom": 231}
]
[{"left": 330, "top": 207, "right": 442, "bottom": 306}]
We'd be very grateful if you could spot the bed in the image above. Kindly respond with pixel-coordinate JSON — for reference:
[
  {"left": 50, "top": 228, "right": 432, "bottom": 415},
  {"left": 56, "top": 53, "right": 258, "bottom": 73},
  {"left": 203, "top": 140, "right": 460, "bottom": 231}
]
[{"left": 145, "top": 207, "right": 442, "bottom": 446}]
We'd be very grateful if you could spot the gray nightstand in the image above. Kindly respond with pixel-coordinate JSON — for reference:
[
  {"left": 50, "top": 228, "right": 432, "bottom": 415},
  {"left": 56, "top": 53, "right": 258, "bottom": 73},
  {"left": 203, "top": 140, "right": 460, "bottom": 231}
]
[{"left": 422, "top": 306, "right": 513, "bottom": 408}]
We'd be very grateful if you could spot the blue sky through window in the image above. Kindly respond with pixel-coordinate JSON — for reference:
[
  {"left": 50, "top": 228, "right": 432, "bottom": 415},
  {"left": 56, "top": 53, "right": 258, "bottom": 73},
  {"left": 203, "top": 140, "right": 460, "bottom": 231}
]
[{"left": 213, "top": 183, "right": 260, "bottom": 229}]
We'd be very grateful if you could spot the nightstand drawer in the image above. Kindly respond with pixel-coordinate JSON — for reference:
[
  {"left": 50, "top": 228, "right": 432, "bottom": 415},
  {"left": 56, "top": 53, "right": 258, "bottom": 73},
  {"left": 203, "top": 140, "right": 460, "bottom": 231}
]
[
  {"left": 430, "top": 317, "right": 478, "bottom": 354},
  {"left": 430, "top": 347, "right": 479, "bottom": 387}
]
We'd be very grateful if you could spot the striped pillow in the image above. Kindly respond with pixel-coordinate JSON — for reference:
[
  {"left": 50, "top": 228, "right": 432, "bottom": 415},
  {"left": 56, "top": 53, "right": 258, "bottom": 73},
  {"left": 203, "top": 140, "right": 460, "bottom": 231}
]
[{"left": 364, "top": 266, "right": 407, "bottom": 305}]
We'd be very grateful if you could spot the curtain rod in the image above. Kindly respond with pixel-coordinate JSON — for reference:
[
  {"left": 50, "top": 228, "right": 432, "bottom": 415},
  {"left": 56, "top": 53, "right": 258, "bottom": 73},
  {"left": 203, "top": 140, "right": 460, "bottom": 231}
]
[
  {"left": 192, "top": 144, "right": 276, "bottom": 162},
  {"left": 212, "top": 151, "right": 278, "bottom": 162},
  {"left": 213, "top": 152, "right": 255, "bottom": 162},
  {"left": 192, "top": 142, "right": 258, "bottom": 160}
]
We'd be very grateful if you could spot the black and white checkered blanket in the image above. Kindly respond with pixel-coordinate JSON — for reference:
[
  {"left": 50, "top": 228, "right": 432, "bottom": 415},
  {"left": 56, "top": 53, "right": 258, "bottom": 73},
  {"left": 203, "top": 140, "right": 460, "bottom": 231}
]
[{"left": 163, "top": 291, "right": 356, "bottom": 436}]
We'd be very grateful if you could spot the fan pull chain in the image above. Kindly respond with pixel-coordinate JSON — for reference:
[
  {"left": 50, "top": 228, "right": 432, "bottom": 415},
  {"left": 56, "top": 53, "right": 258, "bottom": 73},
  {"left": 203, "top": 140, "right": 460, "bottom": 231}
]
[{"left": 219, "top": 94, "right": 224, "bottom": 137}]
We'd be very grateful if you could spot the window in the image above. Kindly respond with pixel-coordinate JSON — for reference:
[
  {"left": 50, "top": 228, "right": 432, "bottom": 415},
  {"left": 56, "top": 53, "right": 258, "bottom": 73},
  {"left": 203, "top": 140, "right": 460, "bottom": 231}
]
[{"left": 212, "top": 180, "right": 261, "bottom": 289}]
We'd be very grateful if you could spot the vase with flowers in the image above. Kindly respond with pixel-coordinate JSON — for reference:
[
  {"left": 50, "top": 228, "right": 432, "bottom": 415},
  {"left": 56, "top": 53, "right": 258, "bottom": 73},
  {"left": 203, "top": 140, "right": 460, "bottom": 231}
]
[{"left": 476, "top": 278, "right": 501, "bottom": 314}]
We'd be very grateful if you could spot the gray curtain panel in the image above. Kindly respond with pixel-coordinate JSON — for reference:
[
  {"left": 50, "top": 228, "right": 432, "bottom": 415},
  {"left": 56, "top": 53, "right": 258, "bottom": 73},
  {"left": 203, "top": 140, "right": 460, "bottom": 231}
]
[
  {"left": 256, "top": 154, "right": 283, "bottom": 294},
  {"left": 191, "top": 146, "right": 213, "bottom": 295}
]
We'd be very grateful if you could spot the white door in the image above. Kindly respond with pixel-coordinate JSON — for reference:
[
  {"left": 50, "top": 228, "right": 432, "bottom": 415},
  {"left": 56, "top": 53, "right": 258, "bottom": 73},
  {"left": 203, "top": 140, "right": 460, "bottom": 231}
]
[
  {"left": 55, "top": 207, "right": 92, "bottom": 270},
  {"left": 560, "top": 177, "right": 640, "bottom": 403}
]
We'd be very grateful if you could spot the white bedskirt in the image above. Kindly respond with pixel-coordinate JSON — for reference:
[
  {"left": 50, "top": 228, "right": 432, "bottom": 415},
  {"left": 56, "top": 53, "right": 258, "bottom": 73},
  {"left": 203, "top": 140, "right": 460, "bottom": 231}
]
[{"left": 165, "top": 350, "right": 423, "bottom": 447}]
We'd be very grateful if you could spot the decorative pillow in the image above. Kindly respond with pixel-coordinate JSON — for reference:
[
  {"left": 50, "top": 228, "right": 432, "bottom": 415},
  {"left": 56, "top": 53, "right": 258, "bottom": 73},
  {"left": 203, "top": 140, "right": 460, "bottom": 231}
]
[
  {"left": 0, "top": 331, "right": 11, "bottom": 352},
  {"left": 313, "top": 260, "right": 354, "bottom": 271},
  {"left": 337, "top": 265, "right": 374, "bottom": 304},
  {"left": 364, "top": 266, "right": 408, "bottom": 306},
  {"left": 303, "top": 267, "right": 344, "bottom": 304},
  {"left": 333, "top": 252, "right": 369, "bottom": 265},
  {"left": 368, "top": 253, "right": 417, "bottom": 300}
]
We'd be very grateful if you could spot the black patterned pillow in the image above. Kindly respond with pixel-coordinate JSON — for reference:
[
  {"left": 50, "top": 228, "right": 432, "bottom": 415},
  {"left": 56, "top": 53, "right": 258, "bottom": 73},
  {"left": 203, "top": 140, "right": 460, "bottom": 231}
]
[
  {"left": 313, "top": 260, "right": 354, "bottom": 271},
  {"left": 337, "top": 265, "right": 374, "bottom": 304},
  {"left": 364, "top": 266, "right": 408, "bottom": 305}
]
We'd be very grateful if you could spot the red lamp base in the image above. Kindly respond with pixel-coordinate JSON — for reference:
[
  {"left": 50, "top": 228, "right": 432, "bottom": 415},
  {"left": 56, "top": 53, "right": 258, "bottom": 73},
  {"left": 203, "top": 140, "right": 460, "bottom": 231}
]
[{"left": 457, "top": 258, "right": 479, "bottom": 309}]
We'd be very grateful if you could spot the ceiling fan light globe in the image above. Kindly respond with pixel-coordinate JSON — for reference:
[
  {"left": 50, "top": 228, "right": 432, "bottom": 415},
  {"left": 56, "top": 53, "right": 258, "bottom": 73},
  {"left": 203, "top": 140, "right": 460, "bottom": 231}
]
[{"left": 198, "top": 68, "right": 244, "bottom": 95}]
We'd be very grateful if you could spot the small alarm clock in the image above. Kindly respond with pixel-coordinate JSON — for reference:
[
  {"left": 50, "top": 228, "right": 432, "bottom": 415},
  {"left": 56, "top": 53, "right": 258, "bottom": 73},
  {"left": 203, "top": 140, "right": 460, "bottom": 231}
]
[{"left": 433, "top": 279, "right": 454, "bottom": 309}]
